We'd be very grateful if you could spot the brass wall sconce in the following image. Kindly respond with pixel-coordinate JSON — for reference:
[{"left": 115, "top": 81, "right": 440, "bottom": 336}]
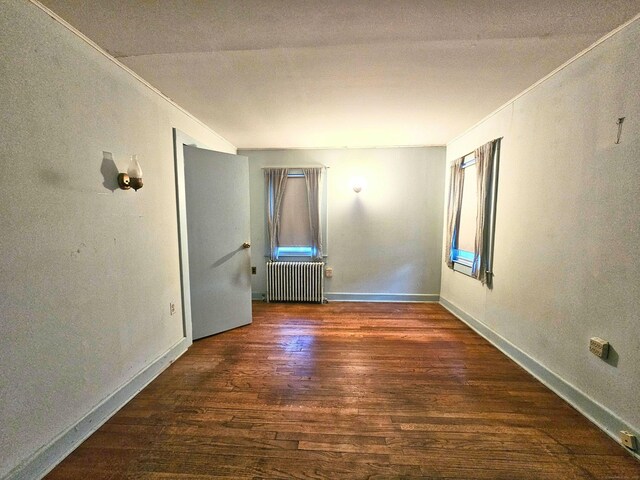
[{"left": 118, "top": 155, "right": 144, "bottom": 191}]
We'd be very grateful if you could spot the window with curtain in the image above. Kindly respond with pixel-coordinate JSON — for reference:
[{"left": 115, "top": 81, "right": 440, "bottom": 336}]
[
  {"left": 265, "top": 167, "right": 324, "bottom": 261},
  {"left": 445, "top": 138, "right": 501, "bottom": 285},
  {"left": 451, "top": 154, "right": 477, "bottom": 265},
  {"left": 278, "top": 173, "right": 313, "bottom": 256}
]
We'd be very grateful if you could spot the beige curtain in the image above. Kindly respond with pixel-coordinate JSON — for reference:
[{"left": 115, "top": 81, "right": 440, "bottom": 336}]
[
  {"left": 265, "top": 168, "right": 289, "bottom": 260},
  {"left": 445, "top": 157, "right": 465, "bottom": 268},
  {"left": 302, "top": 167, "right": 323, "bottom": 261},
  {"left": 472, "top": 140, "right": 497, "bottom": 284}
]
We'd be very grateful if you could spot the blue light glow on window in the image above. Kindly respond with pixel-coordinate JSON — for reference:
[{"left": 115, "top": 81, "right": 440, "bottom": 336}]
[
  {"left": 277, "top": 246, "right": 315, "bottom": 256},
  {"left": 452, "top": 248, "right": 475, "bottom": 264}
]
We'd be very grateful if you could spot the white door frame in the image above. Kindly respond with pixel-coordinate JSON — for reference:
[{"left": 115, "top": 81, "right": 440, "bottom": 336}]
[{"left": 173, "top": 128, "right": 217, "bottom": 345}]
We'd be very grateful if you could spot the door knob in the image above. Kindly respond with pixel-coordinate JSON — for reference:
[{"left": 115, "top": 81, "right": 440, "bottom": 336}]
[{"left": 242, "top": 242, "right": 251, "bottom": 249}]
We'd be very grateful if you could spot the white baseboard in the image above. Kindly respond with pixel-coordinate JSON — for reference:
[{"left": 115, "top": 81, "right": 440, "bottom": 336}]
[
  {"left": 6, "top": 337, "right": 191, "bottom": 480},
  {"left": 252, "top": 292, "right": 439, "bottom": 303},
  {"left": 439, "top": 297, "right": 640, "bottom": 461},
  {"left": 326, "top": 292, "right": 439, "bottom": 302}
]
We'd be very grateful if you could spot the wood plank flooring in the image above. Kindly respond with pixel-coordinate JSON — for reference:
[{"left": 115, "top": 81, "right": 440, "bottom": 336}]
[{"left": 46, "top": 302, "right": 640, "bottom": 479}]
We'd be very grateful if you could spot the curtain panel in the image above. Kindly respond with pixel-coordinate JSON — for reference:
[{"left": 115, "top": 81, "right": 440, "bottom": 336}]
[
  {"left": 472, "top": 140, "right": 497, "bottom": 284},
  {"left": 265, "top": 168, "right": 289, "bottom": 261},
  {"left": 302, "top": 167, "right": 323, "bottom": 261},
  {"left": 445, "top": 157, "right": 465, "bottom": 268}
]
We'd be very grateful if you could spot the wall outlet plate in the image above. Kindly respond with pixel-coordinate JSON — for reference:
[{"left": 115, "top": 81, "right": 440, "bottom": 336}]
[
  {"left": 325, "top": 266, "right": 333, "bottom": 278},
  {"left": 589, "top": 337, "right": 609, "bottom": 359},
  {"left": 619, "top": 431, "right": 638, "bottom": 451},
  {"left": 251, "top": 266, "right": 257, "bottom": 274}
]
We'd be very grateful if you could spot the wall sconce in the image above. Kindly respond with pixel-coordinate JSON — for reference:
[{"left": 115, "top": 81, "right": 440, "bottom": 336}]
[
  {"left": 351, "top": 176, "right": 366, "bottom": 193},
  {"left": 117, "top": 155, "right": 144, "bottom": 191}
]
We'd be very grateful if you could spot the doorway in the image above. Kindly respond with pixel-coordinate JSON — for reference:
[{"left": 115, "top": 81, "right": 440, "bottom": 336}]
[{"left": 173, "top": 129, "right": 252, "bottom": 342}]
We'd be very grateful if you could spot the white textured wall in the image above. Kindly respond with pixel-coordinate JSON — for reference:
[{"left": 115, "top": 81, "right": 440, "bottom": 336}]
[
  {"left": 240, "top": 147, "right": 446, "bottom": 299},
  {"left": 0, "top": 1, "right": 234, "bottom": 477},
  {"left": 441, "top": 19, "right": 640, "bottom": 434}
]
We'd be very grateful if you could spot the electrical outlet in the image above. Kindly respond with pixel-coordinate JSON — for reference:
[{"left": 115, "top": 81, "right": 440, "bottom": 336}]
[
  {"left": 589, "top": 337, "right": 609, "bottom": 358},
  {"left": 325, "top": 266, "right": 333, "bottom": 278},
  {"left": 620, "top": 431, "right": 638, "bottom": 451},
  {"left": 251, "top": 266, "right": 257, "bottom": 274},
  {"left": 169, "top": 302, "right": 176, "bottom": 316}
]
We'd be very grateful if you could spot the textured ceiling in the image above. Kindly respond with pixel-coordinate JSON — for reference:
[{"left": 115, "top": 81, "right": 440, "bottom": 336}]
[{"left": 41, "top": 1, "right": 640, "bottom": 148}]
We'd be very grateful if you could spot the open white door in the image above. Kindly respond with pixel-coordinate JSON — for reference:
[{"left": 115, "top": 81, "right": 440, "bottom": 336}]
[{"left": 181, "top": 144, "right": 252, "bottom": 340}]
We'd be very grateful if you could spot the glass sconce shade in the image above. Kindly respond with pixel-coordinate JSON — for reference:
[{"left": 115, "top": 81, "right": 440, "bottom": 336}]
[
  {"left": 127, "top": 154, "right": 143, "bottom": 179},
  {"left": 118, "top": 154, "right": 144, "bottom": 191}
]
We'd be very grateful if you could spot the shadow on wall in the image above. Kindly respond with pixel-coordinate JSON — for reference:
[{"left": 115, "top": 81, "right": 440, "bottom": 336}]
[
  {"left": 101, "top": 151, "right": 119, "bottom": 191},
  {"left": 605, "top": 344, "right": 619, "bottom": 368}
]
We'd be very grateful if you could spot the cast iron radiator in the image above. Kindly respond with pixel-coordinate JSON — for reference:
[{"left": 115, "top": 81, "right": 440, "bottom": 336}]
[{"left": 266, "top": 261, "right": 325, "bottom": 303}]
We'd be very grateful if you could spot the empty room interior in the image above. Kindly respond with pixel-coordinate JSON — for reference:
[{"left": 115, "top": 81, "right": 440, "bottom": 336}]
[{"left": 2, "top": 1, "right": 640, "bottom": 479}]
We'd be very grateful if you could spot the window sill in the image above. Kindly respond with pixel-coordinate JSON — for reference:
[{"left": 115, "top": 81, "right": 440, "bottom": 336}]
[
  {"left": 264, "top": 254, "right": 328, "bottom": 261},
  {"left": 453, "top": 261, "right": 473, "bottom": 277}
]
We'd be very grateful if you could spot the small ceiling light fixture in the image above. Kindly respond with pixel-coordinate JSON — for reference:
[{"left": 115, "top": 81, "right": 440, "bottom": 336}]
[
  {"left": 117, "top": 154, "right": 144, "bottom": 191},
  {"left": 351, "top": 176, "right": 366, "bottom": 193}
]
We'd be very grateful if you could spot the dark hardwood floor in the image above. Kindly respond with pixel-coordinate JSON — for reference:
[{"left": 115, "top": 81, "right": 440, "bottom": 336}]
[{"left": 46, "top": 302, "right": 640, "bottom": 479}]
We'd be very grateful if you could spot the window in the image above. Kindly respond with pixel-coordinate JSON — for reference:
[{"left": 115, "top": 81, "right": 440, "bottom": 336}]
[
  {"left": 446, "top": 138, "right": 501, "bottom": 285},
  {"left": 277, "top": 173, "right": 314, "bottom": 257},
  {"left": 451, "top": 155, "right": 477, "bottom": 267},
  {"left": 265, "top": 167, "right": 326, "bottom": 260}
]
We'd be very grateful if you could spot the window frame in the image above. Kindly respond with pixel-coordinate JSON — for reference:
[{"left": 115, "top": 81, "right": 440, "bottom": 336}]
[
  {"left": 451, "top": 154, "right": 477, "bottom": 272},
  {"left": 276, "top": 172, "right": 312, "bottom": 257}
]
